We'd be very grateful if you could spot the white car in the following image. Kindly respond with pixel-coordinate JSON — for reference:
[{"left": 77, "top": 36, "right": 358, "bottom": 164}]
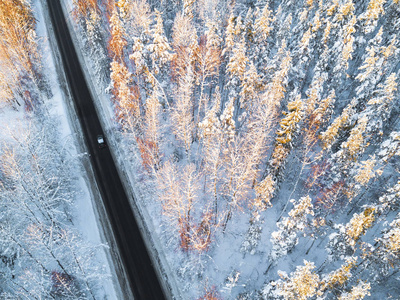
[{"left": 97, "top": 135, "right": 106, "bottom": 149}]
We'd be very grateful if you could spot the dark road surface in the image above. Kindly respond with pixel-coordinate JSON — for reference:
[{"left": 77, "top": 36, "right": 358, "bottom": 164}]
[{"left": 46, "top": 1, "right": 166, "bottom": 299}]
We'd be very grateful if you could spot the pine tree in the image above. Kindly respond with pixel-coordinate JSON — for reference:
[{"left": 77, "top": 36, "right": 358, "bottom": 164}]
[
  {"left": 320, "top": 256, "right": 358, "bottom": 293},
  {"left": 308, "top": 89, "right": 335, "bottom": 142},
  {"left": 156, "top": 161, "right": 203, "bottom": 252},
  {"left": 205, "top": 20, "right": 222, "bottom": 49},
  {"left": 142, "top": 89, "right": 162, "bottom": 172},
  {"left": 355, "top": 29, "right": 397, "bottom": 99},
  {"left": 156, "top": 161, "right": 191, "bottom": 250},
  {"left": 269, "top": 143, "right": 290, "bottom": 178},
  {"left": 264, "top": 40, "right": 292, "bottom": 108},
  {"left": 356, "top": 46, "right": 379, "bottom": 83},
  {"left": 271, "top": 196, "right": 314, "bottom": 259},
  {"left": 221, "top": 124, "right": 266, "bottom": 229},
  {"left": 345, "top": 207, "right": 376, "bottom": 247},
  {"left": 311, "top": 11, "right": 322, "bottom": 33},
  {"left": 336, "top": 0, "right": 355, "bottom": 21},
  {"left": 325, "top": 0, "right": 356, "bottom": 83},
  {"left": 183, "top": 0, "right": 195, "bottom": 18},
  {"left": 331, "top": 9, "right": 356, "bottom": 75},
  {"left": 354, "top": 156, "right": 377, "bottom": 186},
  {"left": 320, "top": 99, "right": 356, "bottom": 150},
  {"left": 223, "top": 13, "right": 236, "bottom": 55},
  {"left": 130, "top": 37, "right": 147, "bottom": 74},
  {"left": 274, "top": 260, "right": 320, "bottom": 300},
  {"left": 199, "top": 94, "right": 223, "bottom": 223},
  {"left": 341, "top": 116, "right": 368, "bottom": 160},
  {"left": 196, "top": 0, "right": 219, "bottom": 21},
  {"left": 359, "top": 0, "right": 386, "bottom": 33},
  {"left": 220, "top": 97, "right": 236, "bottom": 141},
  {"left": 171, "top": 64, "right": 195, "bottom": 157},
  {"left": 327, "top": 0, "right": 340, "bottom": 16},
  {"left": 276, "top": 95, "right": 303, "bottom": 146},
  {"left": 234, "top": 15, "right": 244, "bottom": 37},
  {"left": 378, "top": 180, "right": 400, "bottom": 211},
  {"left": 299, "top": 28, "right": 313, "bottom": 53},
  {"left": 322, "top": 20, "right": 332, "bottom": 44},
  {"left": 108, "top": 6, "right": 127, "bottom": 60},
  {"left": 117, "top": 0, "right": 151, "bottom": 37},
  {"left": 275, "top": 12, "right": 293, "bottom": 48},
  {"left": 374, "top": 217, "right": 400, "bottom": 268},
  {"left": 198, "top": 88, "right": 222, "bottom": 142},
  {"left": 243, "top": 8, "right": 254, "bottom": 43},
  {"left": 380, "top": 35, "right": 397, "bottom": 61},
  {"left": 239, "top": 62, "right": 261, "bottom": 109},
  {"left": 285, "top": 82, "right": 335, "bottom": 208},
  {"left": 254, "top": 4, "right": 274, "bottom": 43},
  {"left": 179, "top": 163, "right": 201, "bottom": 250},
  {"left": 340, "top": 15, "right": 357, "bottom": 71},
  {"left": 171, "top": 12, "right": 198, "bottom": 80},
  {"left": 304, "top": 76, "right": 325, "bottom": 119},
  {"left": 116, "top": 0, "right": 130, "bottom": 18},
  {"left": 327, "top": 208, "right": 375, "bottom": 260},
  {"left": 72, "top": 0, "right": 98, "bottom": 22},
  {"left": 253, "top": 174, "right": 275, "bottom": 212},
  {"left": 251, "top": 4, "right": 275, "bottom": 61},
  {"left": 364, "top": 73, "right": 398, "bottom": 134},
  {"left": 195, "top": 21, "right": 222, "bottom": 119},
  {"left": 338, "top": 281, "right": 371, "bottom": 300},
  {"left": 379, "top": 129, "right": 400, "bottom": 163},
  {"left": 226, "top": 36, "right": 248, "bottom": 83},
  {"left": 110, "top": 60, "right": 140, "bottom": 130},
  {"left": 148, "top": 9, "right": 171, "bottom": 74}
]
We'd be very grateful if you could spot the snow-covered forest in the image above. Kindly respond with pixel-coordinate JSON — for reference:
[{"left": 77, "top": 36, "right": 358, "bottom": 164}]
[
  {"left": 69, "top": 0, "right": 400, "bottom": 298},
  {"left": 0, "top": 1, "right": 114, "bottom": 298},
  {"left": 2, "top": 0, "right": 400, "bottom": 298}
]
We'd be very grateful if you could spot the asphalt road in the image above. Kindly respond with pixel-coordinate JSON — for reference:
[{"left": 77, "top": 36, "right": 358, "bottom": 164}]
[{"left": 46, "top": 1, "right": 166, "bottom": 299}]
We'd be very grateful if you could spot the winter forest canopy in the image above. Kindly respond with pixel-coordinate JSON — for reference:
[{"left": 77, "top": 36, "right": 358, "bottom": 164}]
[
  {"left": 1, "top": 0, "right": 400, "bottom": 298},
  {"left": 70, "top": 0, "right": 400, "bottom": 298}
]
